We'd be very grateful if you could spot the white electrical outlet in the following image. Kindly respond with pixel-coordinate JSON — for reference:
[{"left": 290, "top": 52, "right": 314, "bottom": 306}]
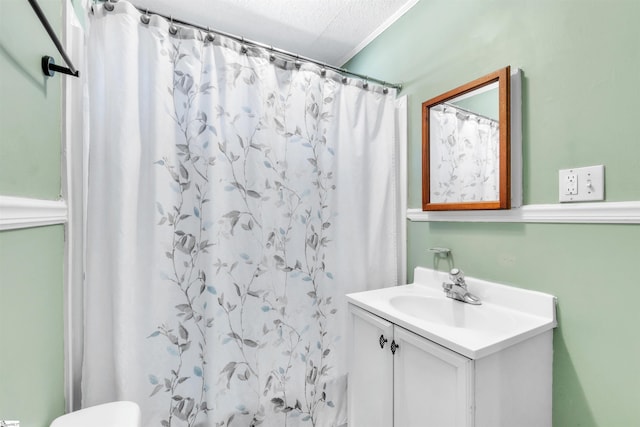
[
  {"left": 565, "top": 173, "right": 578, "bottom": 195},
  {"left": 559, "top": 165, "right": 605, "bottom": 202}
]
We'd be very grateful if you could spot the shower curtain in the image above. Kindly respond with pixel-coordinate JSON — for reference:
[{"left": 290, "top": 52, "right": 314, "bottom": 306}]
[
  {"left": 429, "top": 105, "right": 499, "bottom": 203},
  {"left": 82, "top": 2, "right": 400, "bottom": 426}
]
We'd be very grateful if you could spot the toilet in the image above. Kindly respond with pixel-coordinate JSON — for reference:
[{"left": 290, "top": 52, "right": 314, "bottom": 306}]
[{"left": 50, "top": 401, "right": 141, "bottom": 427}]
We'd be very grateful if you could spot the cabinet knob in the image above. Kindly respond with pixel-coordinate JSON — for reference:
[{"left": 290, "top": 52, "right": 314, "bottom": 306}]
[
  {"left": 391, "top": 340, "right": 400, "bottom": 355},
  {"left": 379, "top": 334, "right": 388, "bottom": 349}
]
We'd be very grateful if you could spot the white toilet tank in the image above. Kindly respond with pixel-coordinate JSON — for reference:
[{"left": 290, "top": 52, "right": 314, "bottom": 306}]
[{"left": 50, "top": 401, "right": 141, "bottom": 427}]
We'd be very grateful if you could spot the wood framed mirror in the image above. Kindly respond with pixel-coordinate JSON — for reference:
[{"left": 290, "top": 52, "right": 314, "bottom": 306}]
[{"left": 422, "top": 66, "right": 511, "bottom": 211}]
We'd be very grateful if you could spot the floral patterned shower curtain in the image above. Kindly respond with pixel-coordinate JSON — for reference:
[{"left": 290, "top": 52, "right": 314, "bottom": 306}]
[
  {"left": 82, "top": 2, "right": 400, "bottom": 426},
  {"left": 429, "top": 105, "right": 499, "bottom": 203}
]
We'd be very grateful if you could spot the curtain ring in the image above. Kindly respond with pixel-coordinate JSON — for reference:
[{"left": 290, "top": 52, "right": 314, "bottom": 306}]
[
  {"left": 140, "top": 9, "right": 150, "bottom": 24},
  {"left": 383, "top": 83, "right": 389, "bottom": 95},
  {"left": 169, "top": 16, "right": 178, "bottom": 35},
  {"left": 342, "top": 76, "right": 348, "bottom": 84},
  {"left": 363, "top": 78, "right": 369, "bottom": 90},
  {"left": 294, "top": 55, "right": 301, "bottom": 69},
  {"left": 240, "top": 37, "right": 248, "bottom": 54},
  {"left": 205, "top": 27, "right": 215, "bottom": 42},
  {"left": 104, "top": 0, "right": 115, "bottom": 12},
  {"left": 269, "top": 47, "right": 276, "bottom": 62},
  {"left": 320, "top": 64, "right": 327, "bottom": 77}
]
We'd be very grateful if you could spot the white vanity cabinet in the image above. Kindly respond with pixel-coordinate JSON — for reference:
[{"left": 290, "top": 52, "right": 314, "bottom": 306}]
[
  {"left": 348, "top": 302, "right": 554, "bottom": 427},
  {"left": 348, "top": 305, "right": 394, "bottom": 426},
  {"left": 393, "top": 324, "right": 473, "bottom": 427},
  {"left": 349, "top": 305, "right": 473, "bottom": 427}
]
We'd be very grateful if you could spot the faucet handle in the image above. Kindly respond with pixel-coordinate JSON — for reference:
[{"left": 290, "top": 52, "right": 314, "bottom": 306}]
[
  {"left": 442, "top": 282, "right": 452, "bottom": 291},
  {"left": 449, "top": 268, "right": 465, "bottom": 283}
]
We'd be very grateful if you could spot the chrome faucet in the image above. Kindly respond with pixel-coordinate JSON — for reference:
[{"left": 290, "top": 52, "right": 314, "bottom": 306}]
[{"left": 442, "top": 268, "right": 481, "bottom": 305}]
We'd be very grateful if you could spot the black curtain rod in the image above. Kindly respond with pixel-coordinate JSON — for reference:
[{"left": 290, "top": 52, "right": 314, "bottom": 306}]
[
  {"left": 98, "top": 1, "right": 401, "bottom": 91},
  {"left": 28, "top": 0, "right": 79, "bottom": 77}
]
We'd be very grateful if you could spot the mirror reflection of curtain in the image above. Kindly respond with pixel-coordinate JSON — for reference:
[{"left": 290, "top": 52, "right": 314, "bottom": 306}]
[{"left": 429, "top": 105, "right": 499, "bottom": 203}]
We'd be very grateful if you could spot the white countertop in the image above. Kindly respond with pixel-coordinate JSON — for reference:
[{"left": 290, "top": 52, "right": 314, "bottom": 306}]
[{"left": 346, "top": 267, "right": 557, "bottom": 359}]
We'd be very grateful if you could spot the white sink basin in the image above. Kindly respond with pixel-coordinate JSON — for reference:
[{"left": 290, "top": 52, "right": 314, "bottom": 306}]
[
  {"left": 388, "top": 295, "right": 516, "bottom": 333},
  {"left": 347, "top": 267, "right": 556, "bottom": 359}
]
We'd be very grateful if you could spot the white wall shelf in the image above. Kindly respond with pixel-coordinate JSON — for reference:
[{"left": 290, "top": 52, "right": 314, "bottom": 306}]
[
  {"left": 0, "top": 195, "right": 68, "bottom": 231},
  {"left": 407, "top": 201, "right": 640, "bottom": 224}
]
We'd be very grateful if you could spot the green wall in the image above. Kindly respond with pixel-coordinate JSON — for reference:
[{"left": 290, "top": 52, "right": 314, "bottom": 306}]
[
  {"left": 450, "top": 87, "right": 499, "bottom": 121},
  {"left": 347, "top": 1, "right": 640, "bottom": 426},
  {"left": 0, "top": 0, "right": 66, "bottom": 425},
  {"left": 0, "top": 0, "right": 62, "bottom": 199},
  {"left": 0, "top": 227, "right": 65, "bottom": 427}
]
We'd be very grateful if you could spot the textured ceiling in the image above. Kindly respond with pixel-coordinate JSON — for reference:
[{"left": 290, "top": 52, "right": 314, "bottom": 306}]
[{"left": 127, "top": 0, "right": 418, "bottom": 66}]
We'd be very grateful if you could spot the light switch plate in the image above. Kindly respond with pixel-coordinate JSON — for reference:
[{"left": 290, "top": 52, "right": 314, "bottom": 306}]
[{"left": 559, "top": 165, "right": 605, "bottom": 202}]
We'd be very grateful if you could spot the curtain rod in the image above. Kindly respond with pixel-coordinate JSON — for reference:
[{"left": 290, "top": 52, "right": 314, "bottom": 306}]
[
  {"left": 98, "top": 0, "right": 402, "bottom": 91},
  {"left": 28, "top": 0, "right": 79, "bottom": 77},
  {"left": 442, "top": 102, "right": 497, "bottom": 123},
  {"left": 441, "top": 102, "right": 497, "bottom": 123}
]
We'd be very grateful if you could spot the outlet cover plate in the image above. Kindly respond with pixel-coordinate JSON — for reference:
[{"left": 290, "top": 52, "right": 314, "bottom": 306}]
[{"left": 559, "top": 165, "right": 605, "bottom": 202}]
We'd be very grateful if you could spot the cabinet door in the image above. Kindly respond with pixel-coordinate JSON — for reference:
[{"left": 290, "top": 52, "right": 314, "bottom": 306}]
[
  {"left": 348, "top": 305, "right": 394, "bottom": 427},
  {"left": 394, "top": 326, "right": 474, "bottom": 427}
]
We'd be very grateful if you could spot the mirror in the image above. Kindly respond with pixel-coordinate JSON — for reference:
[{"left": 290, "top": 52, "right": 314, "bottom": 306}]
[{"left": 422, "top": 66, "right": 511, "bottom": 211}]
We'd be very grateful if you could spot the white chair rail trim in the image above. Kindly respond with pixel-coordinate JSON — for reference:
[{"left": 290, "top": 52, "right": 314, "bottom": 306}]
[
  {"left": 407, "top": 201, "right": 640, "bottom": 224},
  {"left": 0, "top": 195, "right": 68, "bottom": 230}
]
